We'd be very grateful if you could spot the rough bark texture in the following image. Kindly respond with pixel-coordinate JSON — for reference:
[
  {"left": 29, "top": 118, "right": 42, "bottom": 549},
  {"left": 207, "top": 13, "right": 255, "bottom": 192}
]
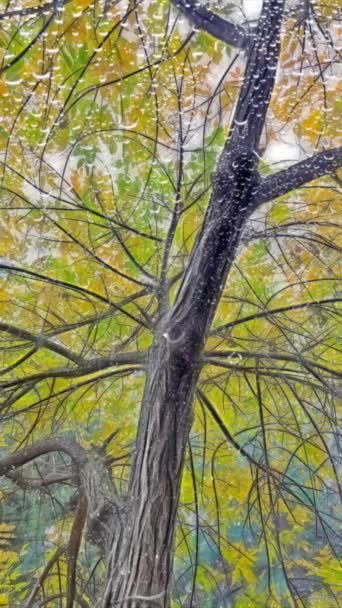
[
  {"left": 102, "top": 333, "right": 201, "bottom": 607},
  {"left": 102, "top": 1, "right": 285, "bottom": 605}
]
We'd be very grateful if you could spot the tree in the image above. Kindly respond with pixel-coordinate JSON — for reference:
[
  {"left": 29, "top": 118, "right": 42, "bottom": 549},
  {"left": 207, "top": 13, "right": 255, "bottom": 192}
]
[{"left": 0, "top": 0, "right": 341, "bottom": 606}]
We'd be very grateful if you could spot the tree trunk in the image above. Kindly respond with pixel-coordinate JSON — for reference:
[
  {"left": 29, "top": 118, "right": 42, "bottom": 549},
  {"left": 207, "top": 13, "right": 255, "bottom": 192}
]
[
  {"left": 102, "top": 330, "right": 201, "bottom": 607},
  {"left": 102, "top": 1, "right": 284, "bottom": 605}
]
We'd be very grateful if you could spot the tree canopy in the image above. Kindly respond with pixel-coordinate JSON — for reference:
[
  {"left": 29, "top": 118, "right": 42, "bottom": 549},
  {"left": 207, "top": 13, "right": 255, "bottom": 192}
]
[{"left": 0, "top": 0, "right": 341, "bottom": 607}]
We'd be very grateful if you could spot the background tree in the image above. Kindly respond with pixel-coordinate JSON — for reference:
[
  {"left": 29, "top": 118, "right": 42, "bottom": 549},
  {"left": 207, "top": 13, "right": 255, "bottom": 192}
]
[{"left": 0, "top": 0, "right": 341, "bottom": 607}]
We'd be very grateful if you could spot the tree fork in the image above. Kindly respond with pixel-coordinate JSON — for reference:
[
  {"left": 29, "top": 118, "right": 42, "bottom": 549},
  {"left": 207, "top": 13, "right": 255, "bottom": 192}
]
[{"left": 103, "top": 0, "right": 285, "bottom": 606}]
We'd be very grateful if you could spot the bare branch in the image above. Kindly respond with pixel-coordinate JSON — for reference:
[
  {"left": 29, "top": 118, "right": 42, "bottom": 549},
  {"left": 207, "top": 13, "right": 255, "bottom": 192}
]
[
  {"left": 197, "top": 388, "right": 285, "bottom": 476},
  {"left": 210, "top": 297, "right": 341, "bottom": 335},
  {"left": 0, "top": 1, "right": 68, "bottom": 21},
  {"left": 0, "top": 262, "right": 151, "bottom": 328},
  {"left": 0, "top": 322, "right": 83, "bottom": 365},
  {"left": 67, "top": 494, "right": 88, "bottom": 608},
  {"left": 171, "top": 0, "right": 249, "bottom": 49},
  {"left": 0, "top": 438, "right": 87, "bottom": 477},
  {"left": 0, "top": 436, "right": 121, "bottom": 563},
  {"left": 200, "top": 359, "right": 341, "bottom": 396},
  {"left": 23, "top": 546, "right": 66, "bottom": 608},
  {"left": 0, "top": 351, "right": 145, "bottom": 390},
  {"left": 254, "top": 147, "right": 342, "bottom": 206},
  {"left": 196, "top": 389, "right": 333, "bottom": 515},
  {"left": 203, "top": 350, "right": 342, "bottom": 379},
  {"left": 0, "top": 11, "right": 56, "bottom": 73},
  {"left": 5, "top": 470, "right": 73, "bottom": 488}
]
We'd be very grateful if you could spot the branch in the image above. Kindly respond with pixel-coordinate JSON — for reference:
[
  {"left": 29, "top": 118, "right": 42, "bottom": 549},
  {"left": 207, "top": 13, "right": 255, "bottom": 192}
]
[
  {"left": 196, "top": 389, "right": 331, "bottom": 515},
  {"left": 171, "top": 0, "right": 249, "bottom": 48},
  {"left": 0, "top": 438, "right": 87, "bottom": 477},
  {"left": 67, "top": 494, "right": 88, "bottom": 608},
  {"left": 0, "top": 322, "right": 83, "bottom": 365},
  {"left": 0, "top": 12, "right": 56, "bottom": 74},
  {"left": 0, "top": 437, "right": 120, "bottom": 558},
  {"left": 0, "top": 1, "right": 70, "bottom": 21},
  {"left": 0, "top": 352, "right": 145, "bottom": 389},
  {"left": 0, "top": 263, "right": 151, "bottom": 328},
  {"left": 254, "top": 147, "right": 342, "bottom": 206},
  {"left": 197, "top": 388, "right": 265, "bottom": 470},
  {"left": 201, "top": 357, "right": 341, "bottom": 392},
  {"left": 203, "top": 350, "right": 342, "bottom": 379},
  {"left": 210, "top": 297, "right": 342, "bottom": 335},
  {"left": 23, "top": 546, "right": 66, "bottom": 608},
  {"left": 5, "top": 470, "right": 73, "bottom": 488}
]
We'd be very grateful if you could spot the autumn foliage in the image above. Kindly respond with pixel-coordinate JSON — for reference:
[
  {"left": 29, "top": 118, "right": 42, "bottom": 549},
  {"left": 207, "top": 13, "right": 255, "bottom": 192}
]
[{"left": 0, "top": 0, "right": 341, "bottom": 606}]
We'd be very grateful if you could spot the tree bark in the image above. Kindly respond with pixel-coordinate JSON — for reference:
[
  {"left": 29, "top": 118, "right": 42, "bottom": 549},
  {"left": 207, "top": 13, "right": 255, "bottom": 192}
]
[{"left": 102, "top": 0, "right": 285, "bottom": 606}]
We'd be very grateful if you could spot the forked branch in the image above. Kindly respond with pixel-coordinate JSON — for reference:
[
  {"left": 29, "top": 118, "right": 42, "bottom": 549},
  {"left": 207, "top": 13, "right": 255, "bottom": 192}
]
[
  {"left": 1, "top": 435, "right": 121, "bottom": 599},
  {"left": 0, "top": 321, "right": 83, "bottom": 365}
]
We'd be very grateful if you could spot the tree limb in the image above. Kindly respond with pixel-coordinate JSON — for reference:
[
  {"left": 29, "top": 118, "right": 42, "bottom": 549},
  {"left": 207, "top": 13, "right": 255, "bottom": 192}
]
[
  {"left": 171, "top": 0, "right": 249, "bottom": 49},
  {"left": 0, "top": 352, "right": 145, "bottom": 390},
  {"left": 0, "top": 1, "right": 70, "bottom": 21},
  {"left": 67, "top": 494, "right": 88, "bottom": 608},
  {"left": 254, "top": 147, "right": 342, "bottom": 206},
  {"left": 0, "top": 435, "right": 89, "bottom": 592},
  {"left": 23, "top": 546, "right": 66, "bottom": 608},
  {"left": 210, "top": 297, "right": 342, "bottom": 335},
  {"left": 0, "top": 321, "right": 83, "bottom": 365},
  {"left": 203, "top": 349, "right": 342, "bottom": 379},
  {"left": 0, "top": 438, "right": 87, "bottom": 477},
  {"left": 0, "top": 437, "right": 121, "bottom": 559},
  {"left": 196, "top": 388, "right": 331, "bottom": 513},
  {"left": 0, "top": 263, "right": 151, "bottom": 327},
  {"left": 5, "top": 470, "right": 73, "bottom": 488}
]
